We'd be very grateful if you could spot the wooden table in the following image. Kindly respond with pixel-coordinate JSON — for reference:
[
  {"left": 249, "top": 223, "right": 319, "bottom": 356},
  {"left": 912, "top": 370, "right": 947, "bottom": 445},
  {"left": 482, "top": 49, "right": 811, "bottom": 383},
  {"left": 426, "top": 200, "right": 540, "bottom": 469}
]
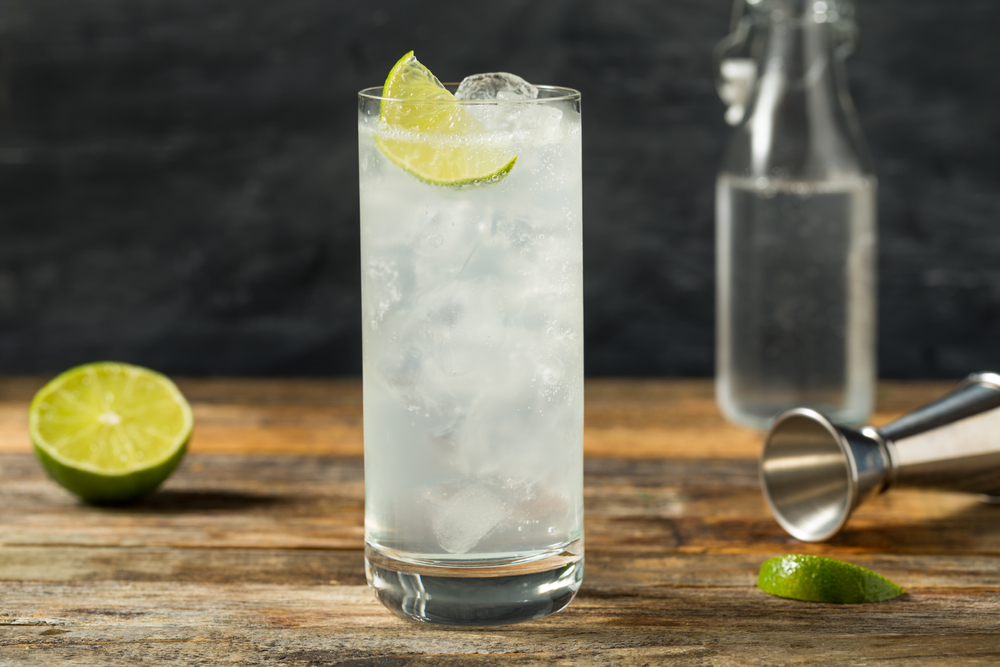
[{"left": 1, "top": 378, "right": 998, "bottom": 664}]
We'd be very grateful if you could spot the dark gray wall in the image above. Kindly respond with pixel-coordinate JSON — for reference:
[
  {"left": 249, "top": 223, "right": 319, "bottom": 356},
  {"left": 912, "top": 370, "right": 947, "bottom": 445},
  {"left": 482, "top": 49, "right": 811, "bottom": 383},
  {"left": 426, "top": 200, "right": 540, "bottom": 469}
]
[{"left": 0, "top": 0, "right": 997, "bottom": 377}]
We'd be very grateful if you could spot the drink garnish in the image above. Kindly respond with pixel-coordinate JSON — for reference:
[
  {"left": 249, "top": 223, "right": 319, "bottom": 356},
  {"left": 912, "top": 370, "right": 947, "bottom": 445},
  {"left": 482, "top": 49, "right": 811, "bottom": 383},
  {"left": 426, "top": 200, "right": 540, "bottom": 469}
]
[
  {"left": 376, "top": 52, "right": 517, "bottom": 186},
  {"left": 758, "top": 554, "right": 905, "bottom": 604}
]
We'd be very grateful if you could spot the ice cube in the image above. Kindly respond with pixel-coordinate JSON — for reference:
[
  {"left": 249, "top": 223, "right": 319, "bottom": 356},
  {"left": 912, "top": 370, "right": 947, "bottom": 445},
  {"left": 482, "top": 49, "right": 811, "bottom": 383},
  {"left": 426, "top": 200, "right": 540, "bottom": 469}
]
[
  {"left": 410, "top": 201, "right": 482, "bottom": 265},
  {"left": 375, "top": 276, "right": 507, "bottom": 442},
  {"left": 410, "top": 277, "right": 507, "bottom": 377},
  {"left": 455, "top": 73, "right": 564, "bottom": 135},
  {"left": 432, "top": 484, "right": 509, "bottom": 554},
  {"left": 455, "top": 72, "right": 538, "bottom": 101},
  {"left": 376, "top": 342, "right": 466, "bottom": 439}
]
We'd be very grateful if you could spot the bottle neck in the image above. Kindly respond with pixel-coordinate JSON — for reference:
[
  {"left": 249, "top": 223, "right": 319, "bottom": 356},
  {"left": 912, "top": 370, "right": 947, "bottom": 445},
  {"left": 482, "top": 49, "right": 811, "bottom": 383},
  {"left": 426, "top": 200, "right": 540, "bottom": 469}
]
[
  {"left": 725, "top": 5, "right": 871, "bottom": 180},
  {"left": 754, "top": 0, "right": 855, "bottom": 28},
  {"left": 759, "top": 11, "right": 837, "bottom": 86}
]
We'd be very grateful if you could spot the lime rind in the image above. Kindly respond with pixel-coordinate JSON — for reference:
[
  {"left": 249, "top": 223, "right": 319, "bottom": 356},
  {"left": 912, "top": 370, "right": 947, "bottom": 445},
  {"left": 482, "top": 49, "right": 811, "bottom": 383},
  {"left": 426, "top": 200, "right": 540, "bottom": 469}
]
[
  {"left": 29, "top": 361, "right": 193, "bottom": 503},
  {"left": 758, "top": 555, "right": 905, "bottom": 604},
  {"left": 376, "top": 145, "right": 517, "bottom": 188},
  {"left": 374, "top": 51, "right": 517, "bottom": 186},
  {"left": 33, "top": 435, "right": 188, "bottom": 504},
  {"left": 379, "top": 51, "right": 447, "bottom": 106}
]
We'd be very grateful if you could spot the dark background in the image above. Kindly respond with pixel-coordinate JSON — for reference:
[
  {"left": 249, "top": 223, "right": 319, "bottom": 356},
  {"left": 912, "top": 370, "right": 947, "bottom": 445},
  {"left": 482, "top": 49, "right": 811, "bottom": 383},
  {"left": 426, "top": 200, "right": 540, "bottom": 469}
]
[{"left": 0, "top": 0, "right": 997, "bottom": 377}]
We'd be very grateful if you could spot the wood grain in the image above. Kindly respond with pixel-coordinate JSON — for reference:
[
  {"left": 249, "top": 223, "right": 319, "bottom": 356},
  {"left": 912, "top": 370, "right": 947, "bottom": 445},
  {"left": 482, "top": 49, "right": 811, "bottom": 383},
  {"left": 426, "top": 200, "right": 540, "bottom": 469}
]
[
  {"left": 1, "top": 377, "right": 996, "bottom": 665},
  {"left": 0, "top": 377, "right": 957, "bottom": 456},
  {"left": 1, "top": 582, "right": 998, "bottom": 665}
]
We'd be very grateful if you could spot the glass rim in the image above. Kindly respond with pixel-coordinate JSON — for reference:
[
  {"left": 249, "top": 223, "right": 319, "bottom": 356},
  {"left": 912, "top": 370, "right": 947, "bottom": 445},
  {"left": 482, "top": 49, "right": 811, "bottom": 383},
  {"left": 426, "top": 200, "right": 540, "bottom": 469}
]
[{"left": 358, "top": 84, "right": 581, "bottom": 104}]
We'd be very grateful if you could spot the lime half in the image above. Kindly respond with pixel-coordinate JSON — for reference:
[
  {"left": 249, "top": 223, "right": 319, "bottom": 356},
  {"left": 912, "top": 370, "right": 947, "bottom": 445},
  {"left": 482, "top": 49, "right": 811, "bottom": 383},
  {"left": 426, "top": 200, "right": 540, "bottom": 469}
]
[
  {"left": 30, "top": 362, "right": 193, "bottom": 504},
  {"left": 376, "top": 51, "right": 517, "bottom": 185},
  {"left": 758, "top": 555, "right": 905, "bottom": 604}
]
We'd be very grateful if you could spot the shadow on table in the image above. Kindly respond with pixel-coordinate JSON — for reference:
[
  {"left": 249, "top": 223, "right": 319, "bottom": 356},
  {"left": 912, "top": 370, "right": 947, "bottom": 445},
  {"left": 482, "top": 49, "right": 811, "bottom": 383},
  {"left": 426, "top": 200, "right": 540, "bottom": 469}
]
[
  {"left": 92, "top": 489, "right": 287, "bottom": 514},
  {"left": 834, "top": 501, "right": 1000, "bottom": 554}
]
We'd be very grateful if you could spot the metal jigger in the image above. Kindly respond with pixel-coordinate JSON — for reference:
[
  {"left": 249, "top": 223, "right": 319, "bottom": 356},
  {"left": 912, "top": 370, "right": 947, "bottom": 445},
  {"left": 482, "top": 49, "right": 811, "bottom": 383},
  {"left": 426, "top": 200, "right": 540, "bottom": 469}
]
[{"left": 760, "top": 372, "right": 1000, "bottom": 542}]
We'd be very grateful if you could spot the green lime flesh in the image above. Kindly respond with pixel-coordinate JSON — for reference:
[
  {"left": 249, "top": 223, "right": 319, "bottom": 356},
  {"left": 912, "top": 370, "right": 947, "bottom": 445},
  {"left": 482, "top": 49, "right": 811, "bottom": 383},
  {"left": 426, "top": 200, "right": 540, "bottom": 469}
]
[
  {"left": 29, "top": 361, "right": 193, "bottom": 504},
  {"left": 375, "top": 51, "right": 518, "bottom": 186}
]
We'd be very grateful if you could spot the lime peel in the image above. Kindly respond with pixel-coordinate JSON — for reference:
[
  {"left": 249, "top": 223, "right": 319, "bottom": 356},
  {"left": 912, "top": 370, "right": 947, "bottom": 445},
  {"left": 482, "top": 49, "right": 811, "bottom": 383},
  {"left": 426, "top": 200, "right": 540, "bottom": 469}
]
[
  {"left": 30, "top": 362, "right": 193, "bottom": 504},
  {"left": 375, "top": 51, "right": 517, "bottom": 186},
  {"left": 758, "top": 554, "right": 905, "bottom": 604}
]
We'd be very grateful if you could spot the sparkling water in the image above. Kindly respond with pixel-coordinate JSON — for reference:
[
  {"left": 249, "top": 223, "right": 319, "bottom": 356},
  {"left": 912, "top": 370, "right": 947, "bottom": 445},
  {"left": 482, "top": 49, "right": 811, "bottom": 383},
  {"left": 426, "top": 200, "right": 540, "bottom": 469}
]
[
  {"left": 716, "top": 175, "right": 877, "bottom": 429},
  {"left": 358, "top": 86, "right": 583, "bottom": 624}
]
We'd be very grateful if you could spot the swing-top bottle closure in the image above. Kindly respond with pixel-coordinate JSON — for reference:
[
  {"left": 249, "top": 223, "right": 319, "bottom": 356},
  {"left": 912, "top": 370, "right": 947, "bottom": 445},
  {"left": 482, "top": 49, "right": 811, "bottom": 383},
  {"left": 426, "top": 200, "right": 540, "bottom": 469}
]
[{"left": 715, "top": 0, "right": 859, "bottom": 127}]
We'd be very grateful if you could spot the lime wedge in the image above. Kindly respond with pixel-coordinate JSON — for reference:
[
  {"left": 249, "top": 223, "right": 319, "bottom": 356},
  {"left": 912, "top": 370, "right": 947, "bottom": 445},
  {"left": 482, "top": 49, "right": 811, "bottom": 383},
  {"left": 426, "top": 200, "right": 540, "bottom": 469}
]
[
  {"left": 758, "top": 555, "right": 905, "bottom": 604},
  {"left": 29, "top": 362, "right": 193, "bottom": 504},
  {"left": 376, "top": 51, "right": 517, "bottom": 185}
]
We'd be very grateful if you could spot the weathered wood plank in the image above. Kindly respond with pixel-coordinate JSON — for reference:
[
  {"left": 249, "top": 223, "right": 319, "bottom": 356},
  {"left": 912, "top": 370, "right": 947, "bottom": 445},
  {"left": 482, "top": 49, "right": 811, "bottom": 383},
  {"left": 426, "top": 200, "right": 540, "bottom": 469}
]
[
  {"left": 0, "top": 377, "right": 366, "bottom": 405},
  {"left": 0, "top": 582, "right": 998, "bottom": 665},
  {"left": 2, "top": 546, "right": 997, "bottom": 591},
  {"left": 580, "top": 378, "right": 956, "bottom": 458},
  {"left": 0, "top": 547, "right": 369, "bottom": 586},
  {"left": 0, "top": 639, "right": 997, "bottom": 667},
  {"left": 2, "top": 454, "right": 998, "bottom": 555},
  {"left": 583, "top": 552, "right": 1000, "bottom": 589},
  {"left": 0, "top": 378, "right": 993, "bottom": 664},
  {"left": 0, "top": 378, "right": 956, "bottom": 457}
]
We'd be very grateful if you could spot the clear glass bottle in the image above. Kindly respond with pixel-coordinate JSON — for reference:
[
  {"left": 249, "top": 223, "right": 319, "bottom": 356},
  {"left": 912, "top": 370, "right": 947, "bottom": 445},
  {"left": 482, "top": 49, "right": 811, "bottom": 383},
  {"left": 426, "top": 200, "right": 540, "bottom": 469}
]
[{"left": 715, "top": 0, "right": 877, "bottom": 429}]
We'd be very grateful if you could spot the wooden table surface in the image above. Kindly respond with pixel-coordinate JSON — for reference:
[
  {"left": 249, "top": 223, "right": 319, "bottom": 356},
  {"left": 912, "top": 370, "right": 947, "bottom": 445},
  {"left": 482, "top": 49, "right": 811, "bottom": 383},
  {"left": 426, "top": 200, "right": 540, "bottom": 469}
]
[{"left": 1, "top": 377, "right": 999, "bottom": 665}]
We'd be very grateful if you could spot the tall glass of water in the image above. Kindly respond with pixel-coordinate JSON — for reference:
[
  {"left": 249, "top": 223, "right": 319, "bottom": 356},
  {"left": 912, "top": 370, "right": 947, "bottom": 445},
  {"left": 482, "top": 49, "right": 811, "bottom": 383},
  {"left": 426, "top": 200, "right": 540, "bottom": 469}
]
[{"left": 357, "top": 63, "right": 583, "bottom": 625}]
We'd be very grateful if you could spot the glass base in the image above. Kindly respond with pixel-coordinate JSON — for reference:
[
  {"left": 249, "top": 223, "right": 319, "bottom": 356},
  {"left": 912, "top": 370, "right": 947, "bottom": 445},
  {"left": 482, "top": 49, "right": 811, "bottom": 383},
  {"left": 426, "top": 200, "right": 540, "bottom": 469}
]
[{"left": 365, "top": 542, "right": 584, "bottom": 626}]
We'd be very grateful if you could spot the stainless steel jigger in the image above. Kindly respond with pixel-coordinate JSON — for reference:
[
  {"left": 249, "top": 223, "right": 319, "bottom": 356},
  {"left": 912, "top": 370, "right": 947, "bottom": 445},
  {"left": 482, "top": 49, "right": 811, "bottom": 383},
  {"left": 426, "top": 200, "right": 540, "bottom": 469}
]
[{"left": 760, "top": 372, "right": 1000, "bottom": 542}]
